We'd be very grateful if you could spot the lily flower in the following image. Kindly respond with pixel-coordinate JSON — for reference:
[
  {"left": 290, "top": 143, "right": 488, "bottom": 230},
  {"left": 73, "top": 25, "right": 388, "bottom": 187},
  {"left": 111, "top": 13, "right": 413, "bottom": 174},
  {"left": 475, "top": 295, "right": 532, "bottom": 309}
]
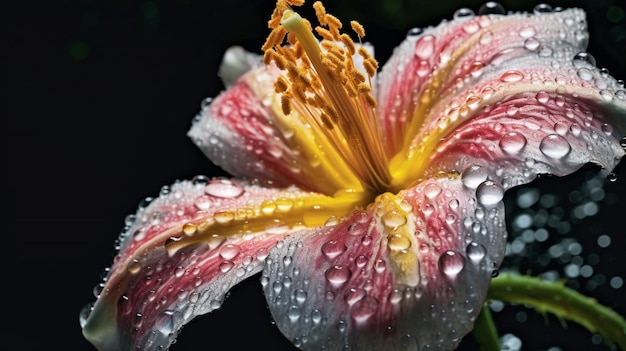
[{"left": 80, "top": 1, "right": 626, "bottom": 350}]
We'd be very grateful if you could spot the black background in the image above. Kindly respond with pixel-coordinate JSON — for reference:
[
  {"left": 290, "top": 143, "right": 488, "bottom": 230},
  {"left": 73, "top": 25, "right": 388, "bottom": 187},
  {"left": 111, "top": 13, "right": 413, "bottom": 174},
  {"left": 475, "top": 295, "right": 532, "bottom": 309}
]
[{"left": 5, "top": 0, "right": 626, "bottom": 350}]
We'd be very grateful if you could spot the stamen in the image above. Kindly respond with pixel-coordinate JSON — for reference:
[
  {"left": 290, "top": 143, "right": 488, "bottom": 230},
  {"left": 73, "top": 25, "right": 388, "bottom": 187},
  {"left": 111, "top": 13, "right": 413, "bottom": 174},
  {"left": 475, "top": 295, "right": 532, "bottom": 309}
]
[
  {"left": 350, "top": 21, "right": 365, "bottom": 38},
  {"left": 263, "top": 0, "right": 393, "bottom": 193}
]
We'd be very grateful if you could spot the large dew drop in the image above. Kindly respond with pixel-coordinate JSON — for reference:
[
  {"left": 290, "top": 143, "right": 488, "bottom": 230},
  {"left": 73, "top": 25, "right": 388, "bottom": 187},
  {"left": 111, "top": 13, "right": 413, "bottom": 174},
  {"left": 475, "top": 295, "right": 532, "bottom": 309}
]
[
  {"left": 462, "top": 165, "right": 489, "bottom": 189},
  {"left": 438, "top": 250, "right": 466, "bottom": 278},
  {"left": 325, "top": 265, "right": 352, "bottom": 287},
  {"left": 476, "top": 180, "right": 504, "bottom": 206},
  {"left": 539, "top": 134, "right": 571, "bottom": 159},
  {"left": 204, "top": 179, "right": 244, "bottom": 198},
  {"left": 321, "top": 240, "right": 347, "bottom": 260},
  {"left": 478, "top": 2, "right": 505, "bottom": 15},
  {"left": 466, "top": 242, "right": 487, "bottom": 263},
  {"left": 499, "top": 132, "right": 527, "bottom": 154}
]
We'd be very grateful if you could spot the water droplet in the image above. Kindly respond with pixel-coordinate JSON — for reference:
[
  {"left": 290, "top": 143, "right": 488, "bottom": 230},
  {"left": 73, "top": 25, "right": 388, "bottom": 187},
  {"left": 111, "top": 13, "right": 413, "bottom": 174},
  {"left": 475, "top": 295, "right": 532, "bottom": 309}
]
[
  {"left": 192, "top": 175, "right": 210, "bottom": 185},
  {"left": 200, "top": 97, "right": 213, "bottom": 108},
  {"left": 601, "top": 123, "right": 613, "bottom": 136},
  {"left": 209, "top": 299, "right": 222, "bottom": 310},
  {"left": 577, "top": 68, "right": 593, "bottom": 81},
  {"left": 452, "top": 7, "right": 474, "bottom": 20},
  {"left": 600, "top": 90, "right": 613, "bottom": 101},
  {"left": 535, "top": 91, "right": 550, "bottom": 103},
  {"left": 499, "top": 132, "right": 527, "bottom": 154},
  {"left": 466, "top": 242, "right": 487, "bottom": 263},
  {"left": 438, "top": 250, "right": 466, "bottom": 277},
  {"left": 518, "top": 25, "right": 536, "bottom": 38},
  {"left": 219, "top": 260, "right": 234, "bottom": 273},
  {"left": 424, "top": 182, "right": 442, "bottom": 199},
  {"left": 607, "top": 173, "right": 617, "bottom": 182},
  {"left": 478, "top": 2, "right": 505, "bottom": 15},
  {"left": 500, "top": 70, "right": 524, "bottom": 82},
  {"left": 325, "top": 265, "right": 351, "bottom": 287},
  {"left": 355, "top": 255, "right": 368, "bottom": 268},
  {"left": 387, "top": 233, "right": 412, "bottom": 251},
  {"left": 321, "top": 240, "right": 347, "bottom": 259},
  {"left": 533, "top": 3, "right": 553, "bottom": 14},
  {"left": 127, "top": 259, "right": 141, "bottom": 274},
  {"left": 406, "top": 27, "right": 423, "bottom": 37},
  {"left": 294, "top": 289, "right": 307, "bottom": 304},
  {"left": 204, "top": 179, "right": 244, "bottom": 198},
  {"left": 351, "top": 297, "right": 379, "bottom": 324},
  {"left": 523, "top": 37, "right": 540, "bottom": 51},
  {"left": 572, "top": 52, "right": 596, "bottom": 68},
  {"left": 220, "top": 244, "right": 240, "bottom": 260},
  {"left": 382, "top": 210, "right": 408, "bottom": 228},
  {"left": 414, "top": 35, "right": 435, "bottom": 59},
  {"left": 462, "top": 165, "right": 489, "bottom": 190},
  {"left": 79, "top": 302, "right": 94, "bottom": 327},
  {"left": 539, "top": 134, "right": 571, "bottom": 158},
  {"left": 344, "top": 288, "right": 366, "bottom": 305},
  {"left": 476, "top": 180, "right": 504, "bottom": 206},
  {"left": 155, "top": 310, "right": 178, "bottom": 335},
  {"left": 374, "top": 259, "right": 386, "bottom": 273},
  {"left": 449, "top": 199, "right": 459, "bottom": 210},
  {"left": 311, "top": 309, "right": 323, "bottom": 324},
  {"left": 182, "top": 222, "right": 197, "bottom": 236},
  {"left": 288, "top": 305, "right": 301, "bottom": 322}
]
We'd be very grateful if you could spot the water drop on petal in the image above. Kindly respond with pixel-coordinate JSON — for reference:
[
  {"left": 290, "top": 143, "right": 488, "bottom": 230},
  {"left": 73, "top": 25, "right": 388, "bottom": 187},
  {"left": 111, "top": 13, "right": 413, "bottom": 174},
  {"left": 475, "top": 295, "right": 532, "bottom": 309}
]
[
  {"left": 453, "top": 8, "right": 475, "bottom": 19},
  {"left": 466, "top": 242, "right": 487, "bottom": 263},
  {"left": 321, "top": 240, "right": 347, "bottom": 260},
  {"left": 204, "top": 179, "right": 244, "bottom": 198},
  {"left": 499, "top": 132, "right": 527, "bottom": 154},
  {"left": 462, "top": 165, "right": 488, "bottom": 189},
  {"left": 414, "top": 35, "right": 435, "bottom": 59},
  {"left": 533, "top": 3, "right": 553, "bottom": 14},
  {"left": 476, "top": 180, "right": 504, "bottom": 206},
  {"left": 539, "top": 134, "right": 571, "bottom": 158},
  {"left": 406, "top": 27, "right": 423, "bottom": 37},
  {"left": 572, "top": 52, "right": 596, "bottom": 68},
  {"left": 439, "top": 250, "right": 466, "bottom": 278},
  {"left": 325, "top": 265, "right": 351, "bottom": 287},
  {"left": 478, "top": 2, "right": 505, "bottom": 15}
]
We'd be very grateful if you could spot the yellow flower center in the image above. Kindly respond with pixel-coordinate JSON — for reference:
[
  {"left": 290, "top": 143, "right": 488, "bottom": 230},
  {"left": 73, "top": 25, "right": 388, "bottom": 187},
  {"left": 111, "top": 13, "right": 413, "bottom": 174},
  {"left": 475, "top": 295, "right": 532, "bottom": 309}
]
[{"left": 263, "top": 0, "right": 395, "bottom": 195}]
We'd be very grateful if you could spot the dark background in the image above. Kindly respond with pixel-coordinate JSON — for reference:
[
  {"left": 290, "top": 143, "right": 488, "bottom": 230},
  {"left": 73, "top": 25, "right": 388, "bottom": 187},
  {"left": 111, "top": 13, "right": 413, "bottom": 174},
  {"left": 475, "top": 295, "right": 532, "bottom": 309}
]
[{"left": 5, "top": 0, "right": 626, "bottom": 350}]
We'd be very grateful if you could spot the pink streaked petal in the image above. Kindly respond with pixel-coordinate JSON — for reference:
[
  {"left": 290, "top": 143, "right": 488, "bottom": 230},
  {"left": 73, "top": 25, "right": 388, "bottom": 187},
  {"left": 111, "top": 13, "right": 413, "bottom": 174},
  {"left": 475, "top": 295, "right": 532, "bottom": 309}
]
[
  {"left": 385, "top": 8, "right": 626, "bottom": 188},
  {"left": 263, "top": 177, "right": 504, "bottom": 350},
  {"left": 81, "top": 178, "right": 336, "bottom": 350},
  {"left": 426, "top": 92, "right": 625, "bottom": 190},
  {"left": 376, "top": 8, "right": 626, "bottom": 156},
  {"left": 188, "top": 66, "right": 297, "bottom": 189},
  {"left": 188, "top": 55, "right": 364, "bottom": 195}
]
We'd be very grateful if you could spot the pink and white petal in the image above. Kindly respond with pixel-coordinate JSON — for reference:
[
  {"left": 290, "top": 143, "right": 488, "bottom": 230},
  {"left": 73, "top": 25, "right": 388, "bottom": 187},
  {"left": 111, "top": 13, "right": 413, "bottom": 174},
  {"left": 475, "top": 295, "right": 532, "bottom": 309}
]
[
  {"left": 425, "top": 91, "right": 625, "bottom": 190},
  {"left": 218, "top": 46, "right": 263, "bottom": 88},
  {"left": 188, "top": 59, "right": 364, "bottom": 195},
  {"left": 81, "top": 178, "right": 352, "bottom": 351},
  {"left": 385, "top": 8, "right": 626, "bottom": 188},
  {"left": 262, "top": 177, "right": 504, "bottom": 350}
]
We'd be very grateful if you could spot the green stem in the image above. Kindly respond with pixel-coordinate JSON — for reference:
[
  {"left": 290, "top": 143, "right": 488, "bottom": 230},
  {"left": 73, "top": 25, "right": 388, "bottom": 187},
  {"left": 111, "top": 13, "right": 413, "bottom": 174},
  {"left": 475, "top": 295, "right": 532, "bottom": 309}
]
[
  {"left": 472, "top": 305, "right": 500, "bottom": 351},
  {"left": 487, "top": 273, "right": 626, "bottom": 350}
]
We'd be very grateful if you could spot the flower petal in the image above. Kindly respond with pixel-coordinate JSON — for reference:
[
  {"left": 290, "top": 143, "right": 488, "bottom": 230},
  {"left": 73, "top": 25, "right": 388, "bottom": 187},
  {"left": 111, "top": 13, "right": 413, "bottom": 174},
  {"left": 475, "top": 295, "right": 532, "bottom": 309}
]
[
  {"left": 382, "top": 8, "right": 626, "bottom": 188},
  {"left": 218, "top": 46, "right": 263, "bottom": 88},
  {"left": 188, "top": 52, "right": 365, "bottom": 195},
  {"left": 81, "top": 178, "right": 364, "bottom": 350},
  {"left": 262, "top": 177, "right": 504, "bottom": 350}
]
